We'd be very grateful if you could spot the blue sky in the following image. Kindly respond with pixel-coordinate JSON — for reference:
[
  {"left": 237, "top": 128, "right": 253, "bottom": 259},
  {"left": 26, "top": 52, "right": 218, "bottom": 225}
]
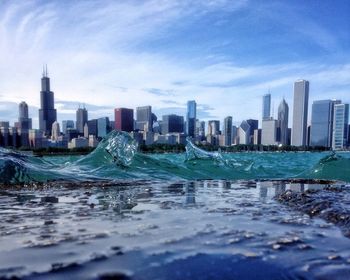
[{"left": 0, "top": 0, "right": 349, "bottom": 128}]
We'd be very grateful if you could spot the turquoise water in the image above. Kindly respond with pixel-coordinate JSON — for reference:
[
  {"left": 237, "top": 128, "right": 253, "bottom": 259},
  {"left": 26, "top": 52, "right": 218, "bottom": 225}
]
[{"left": 1, "top": 130, "right": 350, "bottom": 183}]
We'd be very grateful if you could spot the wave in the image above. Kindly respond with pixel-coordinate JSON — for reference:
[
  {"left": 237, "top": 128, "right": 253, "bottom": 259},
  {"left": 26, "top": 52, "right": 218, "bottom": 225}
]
[{"left": 0, "top": 132, "right": 350, "bottom": 184}]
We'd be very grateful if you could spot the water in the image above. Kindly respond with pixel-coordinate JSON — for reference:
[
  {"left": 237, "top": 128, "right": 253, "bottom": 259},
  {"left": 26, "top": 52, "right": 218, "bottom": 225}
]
[
  {"left": 1, "top": 131, "right": 350, "bottom": 183},
  {"left": 1, "top": 131, "right": 350, "bottom": 279}
]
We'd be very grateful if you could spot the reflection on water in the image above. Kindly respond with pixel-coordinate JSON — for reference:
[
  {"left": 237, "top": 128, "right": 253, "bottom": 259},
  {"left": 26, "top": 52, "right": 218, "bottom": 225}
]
[{"left": 0, "top": 180, "right": 349, "bottom": 279}]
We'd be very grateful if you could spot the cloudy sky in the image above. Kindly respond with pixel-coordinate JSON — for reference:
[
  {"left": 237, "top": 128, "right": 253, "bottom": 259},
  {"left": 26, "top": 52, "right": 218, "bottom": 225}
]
[{"left": 0, "top": 0, "right": 349, "bottom": 129}]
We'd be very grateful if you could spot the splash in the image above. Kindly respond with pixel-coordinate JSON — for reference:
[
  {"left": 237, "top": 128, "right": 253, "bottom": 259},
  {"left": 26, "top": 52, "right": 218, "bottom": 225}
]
[
  {"left": 185, "top": 137, "right": 224, "bottom": 161},
  {"left": 90, "top": 130, "right": 138, "bottom": 167}
]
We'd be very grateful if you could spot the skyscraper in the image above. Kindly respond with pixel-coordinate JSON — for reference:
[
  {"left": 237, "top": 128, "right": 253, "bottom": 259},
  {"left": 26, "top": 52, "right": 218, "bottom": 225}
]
[
  {"left": 278, "top": 99, "right": 289, "bottom": 145},
  {"left": 97, "top": 117, "right": 110, "bottom": 138},
  {"left": 115, "top": 108, "right": 134, "bottom": 132},
  {"left": 87, "top": 119, "right": 98, "bottom": 137},
  {"left": 292, "top": 80, "right": 309, "bottom": 146},
  {"left": 62, "top": 120, "right": 74, "bottom": 135},
  {"left": 196, "top": 120, "right": 205, "bottom": 140},
  {"left": 38, "top": 66, "right": 57, "bottom": 136},
  {"left": 208, "top": 120, "right": 220, "bottom": 136},
  {"left": 162, "top": 115, "right": 184, "bottom": 134},
  {"left": 76, "top": 107, "right": 88, "bottom": 134},
  {"left": 239, "top": 120, "right": 251, "bottom": 145},
  {"left": 18, "top": 101, "right": 32, "bottom": 147},
  {"left": 332, "top": 103, "right": 349, "bottom": 150},
  {"left": 262, "top": 93, "right": 271, "bottom": 120},
  {"left": 19, "top": 102, "right": 30, "bottom": 124},
  {"left": 310, "top": 100, "right": 340, "bottom": 147},
  {"left": 51, "top": 121, "right": 60, "bottom": 141},
  {"left": 223, "top": 116, "right": 232, "bottom": 146},
  {"left": 186, "top": 100, "right": 196, "bottom": 137},
  {"left": 261, "top": 119, "right": 278, "bottom": 145},
  {"left": 136, "top": 106, "right": 152, "bottom": 131}
]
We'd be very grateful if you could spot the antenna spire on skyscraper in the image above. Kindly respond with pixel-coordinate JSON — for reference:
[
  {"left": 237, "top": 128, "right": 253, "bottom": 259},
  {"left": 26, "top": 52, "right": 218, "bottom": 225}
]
[{"left": 42, "top": 64, "right": 49, "bottom": 77}]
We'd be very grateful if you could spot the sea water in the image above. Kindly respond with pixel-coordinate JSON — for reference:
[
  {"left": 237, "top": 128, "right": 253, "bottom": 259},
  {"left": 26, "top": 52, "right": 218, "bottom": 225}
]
[{"left": 0, "top": 131, "right": 350, "bottom": 279}]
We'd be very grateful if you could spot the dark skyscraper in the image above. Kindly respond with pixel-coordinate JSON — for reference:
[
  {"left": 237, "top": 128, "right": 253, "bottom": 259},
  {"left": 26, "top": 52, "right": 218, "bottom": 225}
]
[
  {"left": 38, "top": 66, "right": 57, "bottom": 136},
  {"left": 186, "top": 100, "right": 196, "bottom": 137},
  {"left": 224, "top": 116, "right": 232, "bottom": 146},
  {"left": 76, "top": 107, "right": 88, "bottom": 134},
  {"left": 278, "top": 99, "right": 289, "bottom": 145},
  {"left": 162, "top": 114, "right": 184, "bottom": 134},
  {"left": 310, "top": 100, "right": 340, "bottom": 147},
  {"left": 115, "top": 108, "right": 134, "bottom": 132},
  {"left": 87, "top": 119, "right": 98, "bottom": 137}
]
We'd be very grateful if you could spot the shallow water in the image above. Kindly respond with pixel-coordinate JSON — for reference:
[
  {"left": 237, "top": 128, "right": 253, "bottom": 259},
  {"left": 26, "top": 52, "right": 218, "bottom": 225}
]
[
  {"left": 1, "top": 132, "right": 350, "bottom": 279},
  {"left": 0, "top": 180, "right": 350, "bottom": 279}
]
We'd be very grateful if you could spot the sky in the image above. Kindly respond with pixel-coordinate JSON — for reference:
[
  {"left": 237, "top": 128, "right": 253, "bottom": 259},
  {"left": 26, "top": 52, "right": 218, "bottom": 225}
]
[{"left": 0, "top": 0, "right": 349, "bottom": 129}]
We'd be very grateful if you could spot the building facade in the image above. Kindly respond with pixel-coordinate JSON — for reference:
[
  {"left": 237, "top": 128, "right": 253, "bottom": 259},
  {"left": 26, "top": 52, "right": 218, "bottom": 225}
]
[
  {"left": 310, "top": 100, "right": 340, "bottom": 147},
  {"left": 261, "top": 118, "right": 278, "bottom": 145},
  {"left": 115, "top": 108, "right": 134, "bottom": 132},
  {"left": 292, "top": 79, "right": 309, "bottom": 146},
  {"left": 278, "top": 99, "right": 289, "bottom": 145},
  {"left": 136, "top": 106, "right": 152, "bottom": 131},
  {"left": 18, "top": 101, "right": 32, "bottom": 130},
  {"left": 38, "top": 66, "right": 57, "bottom": 136},
  {"left": 62, "top": 120, "right": 75, "bottom": 135},
  {"left": 332, "top": 103, "right": 349, "bottom": 150},
  {"left": 186, "top": 100, "right": 196, "bottom": 138},
  {"left": 97, "top": 117, "right": 110, "bottom": 138},
  {"left": 223, "top": 116, "right": 232, "bottom": 146},
  {"left": 51, "top": 121, "right": 60, "bottom": 141},
  {"left": 161, "top": 115, "right": 184, "bottom": 134},
  {"left": 87, "top": 119, "right": 98, "bottom": 137},
  {"left": 76, "top": 107, "right": 88, "bottom": 134},
  {"left": 208, "top": 120, "right": 220, "bottom": 136},
  {"left": 262, "top": 93, "right": 271, "bottom": 120}
]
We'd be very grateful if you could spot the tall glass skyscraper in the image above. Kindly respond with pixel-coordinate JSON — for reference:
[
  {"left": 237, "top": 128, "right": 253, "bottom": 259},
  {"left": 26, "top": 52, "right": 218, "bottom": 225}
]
[
  {"left": 76, "top": 107, "right": 88, "bottom": 134},
  {"left": 38, "top": 66, "right": 57, "bottom": 136},
  {"left": 262, "top": 93, "right": 271, "bottom": 120},
  {"left": 292, "top": 80, "right": 309, "bottom": 146},
  {"left": 310, "top": 100, "right": 340, "bottom": 147},
  {"left": 278, "top": 99, "right": 289, "bottom": 145},
  {"left": 332, "top": 103, "right": 349, "bottom": 150},
  {"left": 223, "top": 116, "right": 232, "bottom": 146},
  {"left": 186, "top": 100, "right": 196, "bottom": 137}
]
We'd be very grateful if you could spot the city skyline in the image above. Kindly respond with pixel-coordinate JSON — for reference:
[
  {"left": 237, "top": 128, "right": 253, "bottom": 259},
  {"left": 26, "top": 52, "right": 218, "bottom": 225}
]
[
  {"left": 0, "top": 70, "right": 348, "bottom": 149},
  {"left": 0, "top": 1, "right": 349, "bottom": 127}
]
